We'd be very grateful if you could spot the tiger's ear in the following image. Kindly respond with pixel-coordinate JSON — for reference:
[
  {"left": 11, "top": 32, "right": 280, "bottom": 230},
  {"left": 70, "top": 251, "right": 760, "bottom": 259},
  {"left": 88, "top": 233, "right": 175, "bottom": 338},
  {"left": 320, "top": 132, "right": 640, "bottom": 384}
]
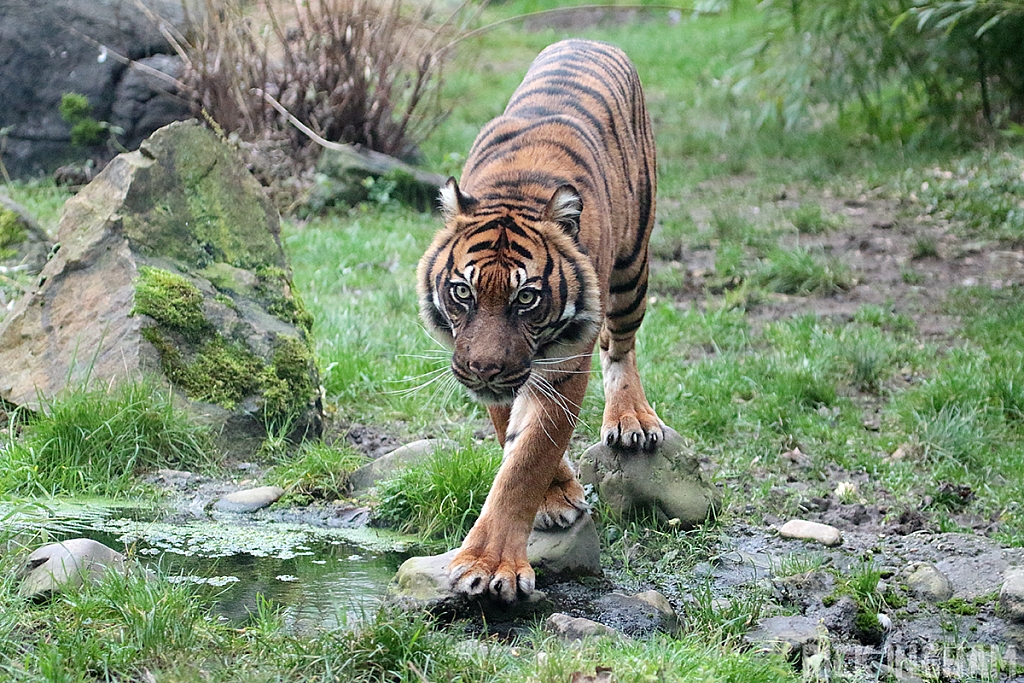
[
  {"left": 544, "top": 185, "right": 583, "bottom": 240},
  {"left": 439, "top": 177, "right": 477, "bottom": 221}
]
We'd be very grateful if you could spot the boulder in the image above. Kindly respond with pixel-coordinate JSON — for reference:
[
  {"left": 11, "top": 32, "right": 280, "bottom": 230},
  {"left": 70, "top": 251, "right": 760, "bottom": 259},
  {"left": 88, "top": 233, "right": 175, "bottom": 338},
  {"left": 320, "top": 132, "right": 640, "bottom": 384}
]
[
  {"left": 0, "top": 0, "right": 191, "bottom": 178},
  {"left": 386, "top": 512, "right": 602, "bottom": 612},
  {"left": 18, "top": 538, "right": 126, "bottom": 598},
  {"left": 1001, "top": 567, "right": 1024, "bottom": 623},
  {"left": 0, "top": 121, "right": 322, "bottom": 456},
  {"left": 348, "top": 439, "right": 458, "bottom": 495},
  {"left": 745, "top": 615, "right": 822, "bottom": 660},
  {"left": 546, "top": 613, "right": 618, "bottom": 640},
  {"left": 578, "top": 427, "right": 719, "bottom": 527}
]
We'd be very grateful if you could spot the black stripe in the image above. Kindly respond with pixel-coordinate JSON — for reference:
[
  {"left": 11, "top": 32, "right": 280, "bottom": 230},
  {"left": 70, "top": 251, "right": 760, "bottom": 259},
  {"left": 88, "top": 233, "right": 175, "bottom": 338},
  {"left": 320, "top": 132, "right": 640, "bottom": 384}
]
[
  {"left": 609, "top": 282, "right": 648, "bottom": 319},
  {"left": 609, "top": 263, "right": 646, "bottom": 294},
  {"left": 610, "top": 317, "right": 644, "bottom": 335}
]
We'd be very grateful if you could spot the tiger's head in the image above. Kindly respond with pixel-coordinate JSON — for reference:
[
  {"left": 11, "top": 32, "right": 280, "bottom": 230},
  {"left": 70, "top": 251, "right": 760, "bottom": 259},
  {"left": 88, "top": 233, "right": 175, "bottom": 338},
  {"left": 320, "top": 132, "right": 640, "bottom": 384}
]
[{"left": 417, "top": 178, "right": 602, "bottom": 405}]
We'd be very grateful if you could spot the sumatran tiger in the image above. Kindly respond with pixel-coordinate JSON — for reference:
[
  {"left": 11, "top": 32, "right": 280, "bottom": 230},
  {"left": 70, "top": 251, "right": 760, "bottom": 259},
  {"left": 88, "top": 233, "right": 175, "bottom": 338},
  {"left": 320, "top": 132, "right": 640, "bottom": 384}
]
[{"left": 416, "top": 39, "right": 663, "bottom": 602}]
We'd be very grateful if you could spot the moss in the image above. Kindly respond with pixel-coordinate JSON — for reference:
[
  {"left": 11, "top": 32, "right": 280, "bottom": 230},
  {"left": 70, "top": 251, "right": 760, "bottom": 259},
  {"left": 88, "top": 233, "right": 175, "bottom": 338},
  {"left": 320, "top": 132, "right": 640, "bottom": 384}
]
[
  {"left": 143, "top": 329, "right": 263, "bottom": 409},
  {"left": 132, "top": 267, "right": 210, "bottom": 342},
  {"left": 262, "top": 335, "right": 318, "bottom": 420},
  {"left": 0, "top": 209, "right": 26, "bottom": 260},
  {"left": 937, "top": 597, "right": 979, "bottom": 616},
  {"left": 122, "top": 123, "right": 286, "bottom": 272},
  {"left": 853, "top": 609, "right": 884, "bottom": 645},
  {"left": 255, "top": 266, "right": 315, "bottom": 334}
]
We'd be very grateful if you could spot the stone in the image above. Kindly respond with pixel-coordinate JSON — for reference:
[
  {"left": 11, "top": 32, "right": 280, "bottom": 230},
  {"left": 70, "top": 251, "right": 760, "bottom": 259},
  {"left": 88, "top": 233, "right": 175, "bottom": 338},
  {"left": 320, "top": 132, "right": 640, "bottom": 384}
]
[
  {"left": 18, "top": 538, "right": 126, "bottom": 599},
  {"left": 0, "top": 121, "right": 322, "bottom": 456},
  {"left": 546, "top": 613, "right": 618, "bottom": 640},
  {"left": 528, "top": 513, "right": 602, "bottom": 582},
  {"left": 0, "top": 0, "right": 190, "bottom": 178},
  {"left": 778, "top": 520, "right": 843, "bottom": 547},
  {"left": 745, "top": 615, "right": 821, "bottom": 659},
  {"left": 1000, "top": 567, "right": 1024, "bottom": 623},
  {"left": 903, "top": 562, "right": 954, "bottom": 602},
  {"left": 592, "top": 590, "right": 680, "bottom": 637},
  {"left": 386, "top": 513, "right": 601, "bottom": 612},
  {"left": 385, "top": 549, "right": 550, "bottom": 617},
  {"left": 213, "top": 486, "right": 285, "bottom": 514},
  {"left": 577, "top": 426, "right": 719, "bottom": 527},
  {"left": 309, "top": 145, "right": 448, "bottom": 213},
  {"left": 348, "top": 439, "right": 457, "bottom": 494}
]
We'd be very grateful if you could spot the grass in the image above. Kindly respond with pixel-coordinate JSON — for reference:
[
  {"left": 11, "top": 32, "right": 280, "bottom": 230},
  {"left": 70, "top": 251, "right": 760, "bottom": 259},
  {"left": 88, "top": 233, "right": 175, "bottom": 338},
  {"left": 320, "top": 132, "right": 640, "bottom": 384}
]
[
  {"left": 2, "top": 0, "right": 1024, "bottom": 680},
  {"left": 0, "top": 380, "right": 212, "bottom": 497},
  {"left": 372, "top": 441, "right": 501, "bottom": 546},
  {"left": 265, "top": 440, "right": 367, "bottom": 502}
]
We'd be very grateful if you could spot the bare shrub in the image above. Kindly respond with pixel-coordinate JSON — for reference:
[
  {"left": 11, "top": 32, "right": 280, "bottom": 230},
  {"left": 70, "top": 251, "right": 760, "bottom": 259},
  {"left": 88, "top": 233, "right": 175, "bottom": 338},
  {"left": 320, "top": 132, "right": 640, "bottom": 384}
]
[{"left": 174, "top": 0, "right": 454, "bottom": 166}]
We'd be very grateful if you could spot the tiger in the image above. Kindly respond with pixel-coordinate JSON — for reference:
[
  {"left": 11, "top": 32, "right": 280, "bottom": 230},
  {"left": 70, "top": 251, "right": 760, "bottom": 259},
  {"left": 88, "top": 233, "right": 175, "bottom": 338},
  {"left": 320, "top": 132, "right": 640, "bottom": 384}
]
[{"left": 416, "top": 38, "right": 663, "bottom": 602}]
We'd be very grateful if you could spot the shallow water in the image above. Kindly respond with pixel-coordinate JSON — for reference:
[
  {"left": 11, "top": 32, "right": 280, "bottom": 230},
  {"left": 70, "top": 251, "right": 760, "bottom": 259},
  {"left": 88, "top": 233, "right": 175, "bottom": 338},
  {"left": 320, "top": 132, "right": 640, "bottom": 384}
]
[{"left": 3, "top": 500, "right": 409, "bottom": 629}]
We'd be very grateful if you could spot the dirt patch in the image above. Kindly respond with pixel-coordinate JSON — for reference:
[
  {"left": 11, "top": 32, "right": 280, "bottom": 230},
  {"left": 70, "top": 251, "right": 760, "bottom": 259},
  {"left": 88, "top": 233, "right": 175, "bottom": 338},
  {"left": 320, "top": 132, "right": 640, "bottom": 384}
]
[{"left": 658, "top": 189, "right": 1024, "bottom": 342}]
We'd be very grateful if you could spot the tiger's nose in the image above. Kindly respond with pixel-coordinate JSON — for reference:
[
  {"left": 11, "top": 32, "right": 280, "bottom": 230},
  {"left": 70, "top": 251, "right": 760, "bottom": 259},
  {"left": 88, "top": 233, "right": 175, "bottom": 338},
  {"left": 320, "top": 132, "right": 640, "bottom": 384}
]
[{"left": 469, "top": 360, "right": 503, "bottom": 381}]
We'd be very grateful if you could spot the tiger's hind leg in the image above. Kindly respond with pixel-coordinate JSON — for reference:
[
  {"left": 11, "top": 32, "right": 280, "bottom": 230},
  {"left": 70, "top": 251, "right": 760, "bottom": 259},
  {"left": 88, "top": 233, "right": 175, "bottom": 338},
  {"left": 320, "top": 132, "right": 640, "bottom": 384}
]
[
  {"left": 600, "top": 251, "right": 663, "bottom": 450},
  {"left": 533, "top": 454, "right": 587, "bottom": 530},
  {"left": 490, "top": 395, "right": 587, "bottom": 530}
]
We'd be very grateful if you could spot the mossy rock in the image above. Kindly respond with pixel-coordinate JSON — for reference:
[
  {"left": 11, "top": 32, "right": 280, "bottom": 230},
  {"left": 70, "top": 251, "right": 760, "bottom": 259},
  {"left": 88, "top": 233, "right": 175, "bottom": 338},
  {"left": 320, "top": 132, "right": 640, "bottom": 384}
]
[{"left": 0, "top": 121, "right": 322, "bottom": 456}]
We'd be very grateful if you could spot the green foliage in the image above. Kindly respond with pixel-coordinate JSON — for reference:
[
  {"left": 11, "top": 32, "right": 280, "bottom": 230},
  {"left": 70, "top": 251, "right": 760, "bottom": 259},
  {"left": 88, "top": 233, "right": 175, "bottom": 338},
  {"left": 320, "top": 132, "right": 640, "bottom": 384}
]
[
  {"left": 0, "top": 380, "right": 212, "bottom": 496},
  {"left": 754, "top": 247, "right": 854, "bottom": 295},
  {"left": 58, "top": 92, "right": 107, "bottom": 147},
  {"left": 266, "top": 441, "right": 367, "bottom": 500},
  {"left": 373, "top": 443, "right": 500, "bottom": 544},
  {"left": 132, "top": 267, "right": 210, "bottom": 341},
  {"left": 736, "top": 0, "right": 1024, "bottom": 141},
  {"left": 0, "top": 209, "right": 26, "bottom": 255}
]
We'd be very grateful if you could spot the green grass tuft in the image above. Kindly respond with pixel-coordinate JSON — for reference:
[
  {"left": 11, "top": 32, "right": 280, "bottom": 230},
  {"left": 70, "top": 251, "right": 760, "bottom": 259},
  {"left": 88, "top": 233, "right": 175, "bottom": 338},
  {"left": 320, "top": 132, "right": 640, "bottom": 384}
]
[
  {"left": 755, "top": 247, "right": 854, "bottom": 295},
  {"left": 266, "top": 440, "right": 367, "bottom": 501},
  {"left": 373, "top": 442, "right": 500, "bottom": 545},
  {"left": 0, "top": 380, "right": 212, "bottom": 496}
]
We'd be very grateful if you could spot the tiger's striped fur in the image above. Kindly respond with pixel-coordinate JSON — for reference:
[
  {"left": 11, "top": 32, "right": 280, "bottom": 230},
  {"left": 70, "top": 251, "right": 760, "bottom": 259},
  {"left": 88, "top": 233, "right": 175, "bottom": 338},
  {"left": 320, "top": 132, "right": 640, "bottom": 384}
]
[{"left": 416, "top": 39, "right": 663, "bottom": 602}]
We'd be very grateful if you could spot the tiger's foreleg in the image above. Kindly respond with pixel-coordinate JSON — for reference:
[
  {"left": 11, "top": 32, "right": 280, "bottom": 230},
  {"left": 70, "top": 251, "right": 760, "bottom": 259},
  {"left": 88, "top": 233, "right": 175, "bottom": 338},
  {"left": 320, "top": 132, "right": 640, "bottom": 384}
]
[{"left": 448, "top": 368, "right": 590, "bottom": 602}]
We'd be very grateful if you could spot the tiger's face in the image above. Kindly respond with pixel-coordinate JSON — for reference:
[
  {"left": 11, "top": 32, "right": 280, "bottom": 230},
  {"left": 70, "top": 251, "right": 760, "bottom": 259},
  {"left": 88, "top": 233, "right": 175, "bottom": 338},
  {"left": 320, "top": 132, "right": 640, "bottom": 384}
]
[{"left": 417, "top": 179, "right": 602, "bottom": 405}]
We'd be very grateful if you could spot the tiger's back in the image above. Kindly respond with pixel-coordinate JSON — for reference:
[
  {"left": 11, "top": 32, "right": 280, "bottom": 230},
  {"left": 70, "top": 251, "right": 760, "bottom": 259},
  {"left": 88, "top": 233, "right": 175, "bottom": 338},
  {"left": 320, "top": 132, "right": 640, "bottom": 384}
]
[{"left": 460, "top": 39, "right": 657, "bottom": 320}]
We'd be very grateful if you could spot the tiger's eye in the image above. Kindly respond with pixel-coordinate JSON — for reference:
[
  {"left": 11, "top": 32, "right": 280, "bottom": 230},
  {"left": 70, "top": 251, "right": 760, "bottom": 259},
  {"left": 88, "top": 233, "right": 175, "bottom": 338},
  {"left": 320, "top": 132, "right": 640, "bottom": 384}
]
[
  {"left": 452, "top": 283, "right": 472, "bottom": 301},
  {"left": 516, "top": 289, "right": 537, "bottom": 306}
]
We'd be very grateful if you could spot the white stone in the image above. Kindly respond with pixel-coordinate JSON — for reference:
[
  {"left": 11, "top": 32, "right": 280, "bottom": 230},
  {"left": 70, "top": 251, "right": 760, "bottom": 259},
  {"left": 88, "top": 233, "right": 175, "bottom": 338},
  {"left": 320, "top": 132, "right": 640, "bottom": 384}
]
[
  {"left": 778, "top": 519, "right": 843, "bottom": 547},
  {"left": 19, "top": 539, "right": 126, "bottom": 598},
  {"left": 213, "top": 485, "right": 284, "bottom": 513}
]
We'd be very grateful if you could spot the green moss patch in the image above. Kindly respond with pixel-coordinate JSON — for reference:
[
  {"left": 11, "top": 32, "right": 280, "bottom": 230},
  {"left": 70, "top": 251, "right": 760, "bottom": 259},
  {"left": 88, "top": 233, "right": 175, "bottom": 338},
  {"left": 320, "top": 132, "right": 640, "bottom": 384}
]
[
  {"left": 256, "top": 266, "right": 314, "bottom": 333},
  {"left": 0, "top": 208, "right": 27, "bottom": 259},
  {"left": 132, "top": 267, "right": 210, "bottom": 342}
]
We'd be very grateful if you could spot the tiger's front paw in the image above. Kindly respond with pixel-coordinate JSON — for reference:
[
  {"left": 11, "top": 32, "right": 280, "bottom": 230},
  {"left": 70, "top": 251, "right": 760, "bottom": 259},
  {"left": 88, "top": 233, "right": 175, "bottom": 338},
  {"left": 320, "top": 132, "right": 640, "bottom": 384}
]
[
  {"left": 602, "top": 400, "right": 664, "bottom": 451},
  {"left": 534, "top": 477, "right": 588, "bottom": 530},
  {"left": 447, "top": 530, "right": 535, "bottom": 602}
]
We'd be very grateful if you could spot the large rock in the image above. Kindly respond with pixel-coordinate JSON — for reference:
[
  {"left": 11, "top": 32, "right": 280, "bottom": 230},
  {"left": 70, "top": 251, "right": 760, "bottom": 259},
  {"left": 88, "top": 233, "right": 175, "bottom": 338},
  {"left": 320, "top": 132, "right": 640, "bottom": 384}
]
[
  {"left": 0, "top": 121, "right": 322, "bottom": 455},
  {"left": 348, "top": 439, "right": 458, "bottom": 495},
  {"left": 18, "top": 538, "right": 126, "bottom": 598},
  {"left": 387, "top": 512, "right": 602, "bottom": 613},
  {"left": 0, "top": 0, "right": 191, "bottom": 178},
  {"left": 578, "top": 427, "right": 719, "bottom": 527}
]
